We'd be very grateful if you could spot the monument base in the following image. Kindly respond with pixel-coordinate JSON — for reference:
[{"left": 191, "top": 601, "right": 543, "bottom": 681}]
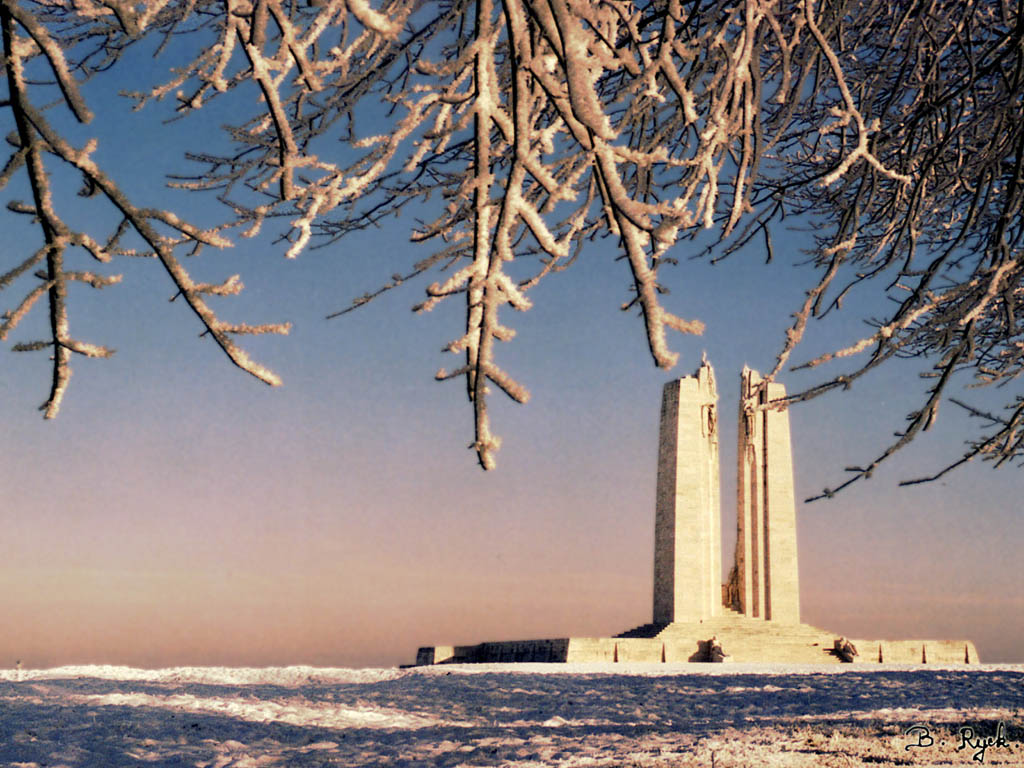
[{"left": 414, "top": 613, "right": 979, "bottom": 665}]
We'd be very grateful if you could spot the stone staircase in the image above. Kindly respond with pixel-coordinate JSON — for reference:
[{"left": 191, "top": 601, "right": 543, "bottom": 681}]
[
  {"left": 615, "top": 622, "right": 671, "bottom": 638},
  {"left": 615, "top": 611, "right": 849, "bottom": 663}
]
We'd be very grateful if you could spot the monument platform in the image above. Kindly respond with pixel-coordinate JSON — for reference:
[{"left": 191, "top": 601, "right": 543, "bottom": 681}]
[{"left": 416, "top": 611, "right": 979, "bottom": 665}]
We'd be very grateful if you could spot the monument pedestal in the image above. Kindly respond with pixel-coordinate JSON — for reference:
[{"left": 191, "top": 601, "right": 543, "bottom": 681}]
[{"left": 416, "top": 618, "right": 979, "bottom": 665}]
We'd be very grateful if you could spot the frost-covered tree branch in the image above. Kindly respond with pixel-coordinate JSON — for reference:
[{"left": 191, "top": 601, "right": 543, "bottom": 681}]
[
  {"left": 762, "top": 0, "right": 1024, "bottom": 498},
  {"left": 1, "top": 0, "right": 289, "bottom": 416},
  {"left": 1, "top": 0, "right": 1020, "bottom": 485}
]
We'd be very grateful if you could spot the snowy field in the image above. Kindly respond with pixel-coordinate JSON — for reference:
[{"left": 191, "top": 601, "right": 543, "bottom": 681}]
[{"left": 1, "top": 664, "right": 1022, "bottom": 767}]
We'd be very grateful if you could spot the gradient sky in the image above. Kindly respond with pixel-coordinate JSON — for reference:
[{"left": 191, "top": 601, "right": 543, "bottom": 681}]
[{"left": 1, "top": 35, "right": 1020, "bottom": 669}]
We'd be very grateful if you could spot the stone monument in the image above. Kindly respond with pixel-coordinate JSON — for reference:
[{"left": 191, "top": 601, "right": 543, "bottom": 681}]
[
  {"left": 655, "top": 358, "right": 799, "bottom": 627},
  {"left": 413, "top": 359, "right": 979, "bottom": 665}
]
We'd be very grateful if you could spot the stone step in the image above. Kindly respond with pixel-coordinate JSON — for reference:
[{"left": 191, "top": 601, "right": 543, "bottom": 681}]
[
  {"left": 615, "top": 622, "right": 670, "bottom": 638},
  {"left": 605, "top": 632, "right": 847, "bottom": 664},
  {"left": 609, "top": 617, "right": 854, "bottom": 664},
  {"left": 654, "top": 620, "right": 833, "bottom": 636},
  {"left": 617, "top": 617, "right": 843, "bottom": 644}
]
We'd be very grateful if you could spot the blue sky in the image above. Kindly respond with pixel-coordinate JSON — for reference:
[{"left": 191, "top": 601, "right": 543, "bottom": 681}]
[{"left": 0, "top": 26, "right": 1020, "bottom": 668}]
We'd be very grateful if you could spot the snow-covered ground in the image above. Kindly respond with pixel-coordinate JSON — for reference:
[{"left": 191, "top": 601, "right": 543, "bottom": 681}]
[{"left": 1, "top": 663, "right": 1021, "bottom": 767}]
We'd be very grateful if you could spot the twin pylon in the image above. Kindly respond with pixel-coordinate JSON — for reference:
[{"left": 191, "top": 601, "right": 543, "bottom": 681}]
[{"left": 653, "top": 360, "right": 800, "bottom": 625}]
